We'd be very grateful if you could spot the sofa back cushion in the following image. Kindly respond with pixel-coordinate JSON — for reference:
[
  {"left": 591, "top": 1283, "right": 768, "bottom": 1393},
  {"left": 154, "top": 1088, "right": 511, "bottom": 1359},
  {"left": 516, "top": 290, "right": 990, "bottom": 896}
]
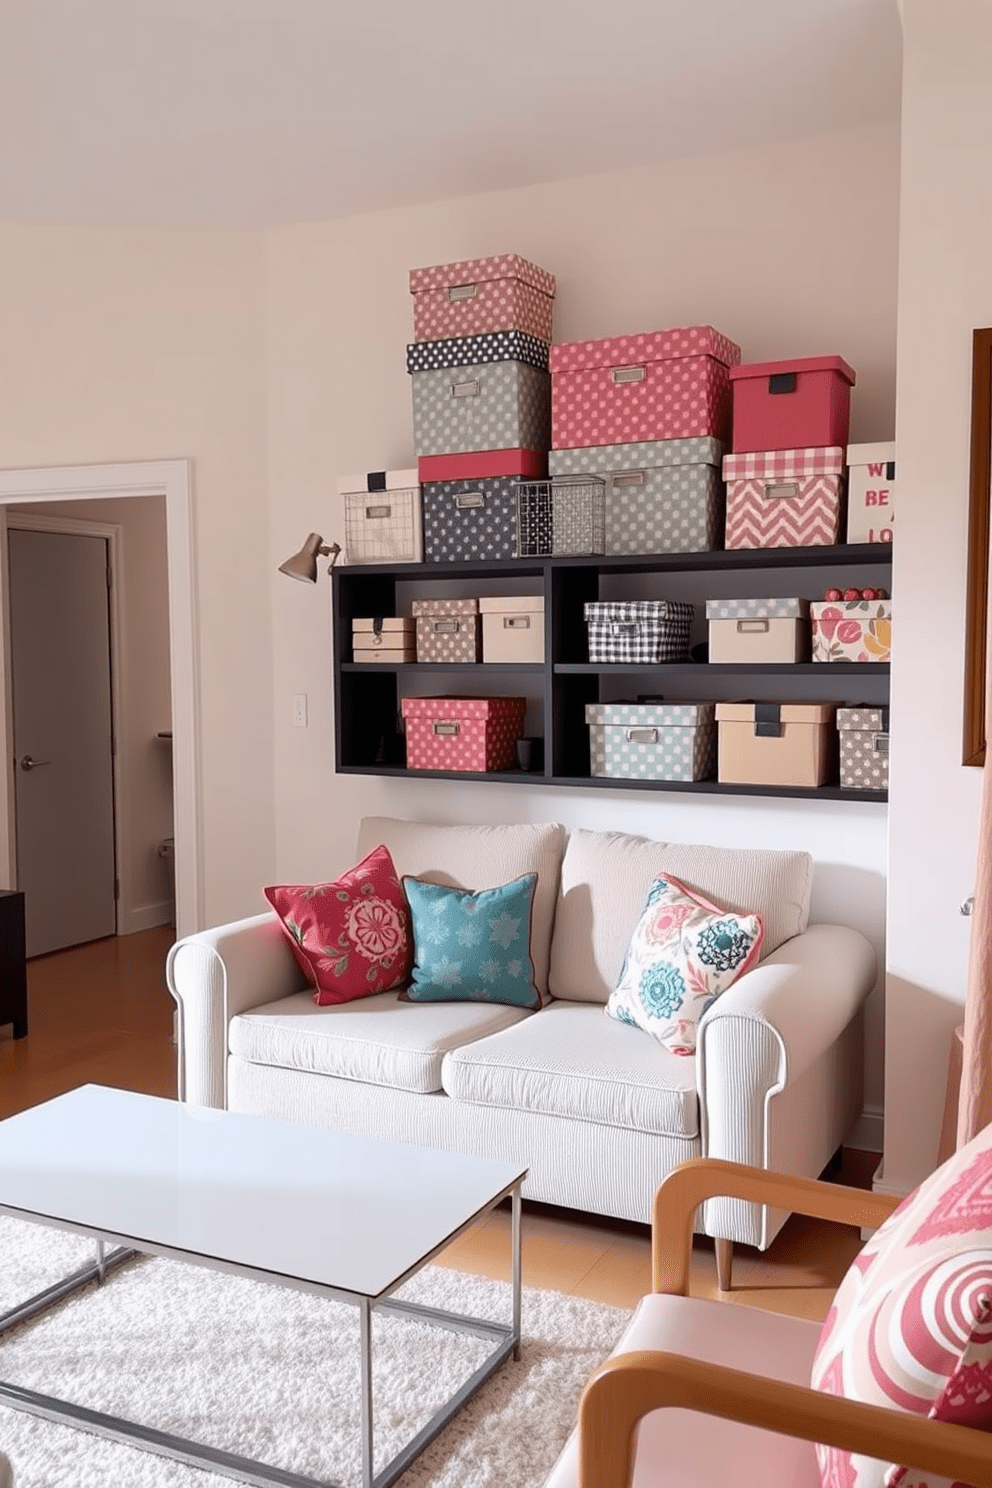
[
  {"left": 548, "top": 829, "right": 813, "bottom": 1005},
  {"left": 356, "top": 817, "right": 565, "bottom": 998}
]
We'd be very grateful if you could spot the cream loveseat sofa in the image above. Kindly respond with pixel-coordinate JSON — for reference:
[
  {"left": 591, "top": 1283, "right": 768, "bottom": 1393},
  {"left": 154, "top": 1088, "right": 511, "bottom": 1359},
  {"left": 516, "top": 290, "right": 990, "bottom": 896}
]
[{"left": 167, "top": 817, "right": 876, "bottom": 1264}]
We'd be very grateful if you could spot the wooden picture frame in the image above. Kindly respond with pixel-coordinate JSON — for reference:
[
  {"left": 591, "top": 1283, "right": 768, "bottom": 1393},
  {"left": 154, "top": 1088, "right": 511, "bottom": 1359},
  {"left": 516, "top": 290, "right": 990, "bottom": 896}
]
[{"left": 964, "top": 327, "right": 992, "bottom": 766}]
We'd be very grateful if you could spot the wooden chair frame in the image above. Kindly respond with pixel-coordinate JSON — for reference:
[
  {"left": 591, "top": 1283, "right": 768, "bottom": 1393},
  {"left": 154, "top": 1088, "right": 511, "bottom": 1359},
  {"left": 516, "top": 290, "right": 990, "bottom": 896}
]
[{"left": 578, "top": 1158, "right": 992, "bottom": 1488}]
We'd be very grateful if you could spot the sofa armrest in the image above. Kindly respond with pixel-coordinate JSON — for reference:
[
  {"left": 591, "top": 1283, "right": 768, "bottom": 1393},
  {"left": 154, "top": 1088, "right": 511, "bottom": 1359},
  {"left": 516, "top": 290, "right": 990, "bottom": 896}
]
[
  {"left": 695, "top": 924, "right": 876, "bottom": 1244},
  {"left": 166, "top": 912, "right": 308, "bottom": 1108}
]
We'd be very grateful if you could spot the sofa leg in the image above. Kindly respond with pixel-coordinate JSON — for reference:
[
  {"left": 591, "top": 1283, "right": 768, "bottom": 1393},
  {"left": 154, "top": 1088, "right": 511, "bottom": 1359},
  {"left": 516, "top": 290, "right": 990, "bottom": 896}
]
[{"left": 715, "top": 1238, "right": 733, "bottom": 1292}]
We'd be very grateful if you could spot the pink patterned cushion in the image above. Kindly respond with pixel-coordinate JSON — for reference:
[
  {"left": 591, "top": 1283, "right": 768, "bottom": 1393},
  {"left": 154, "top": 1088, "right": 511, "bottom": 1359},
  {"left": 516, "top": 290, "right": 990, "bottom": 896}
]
[
  {"left": 264, "top": 844, "right": 412, "bottom": 1005},
  {"left": 811, "top": 1121, "right": 992, "bottom": 1488}
]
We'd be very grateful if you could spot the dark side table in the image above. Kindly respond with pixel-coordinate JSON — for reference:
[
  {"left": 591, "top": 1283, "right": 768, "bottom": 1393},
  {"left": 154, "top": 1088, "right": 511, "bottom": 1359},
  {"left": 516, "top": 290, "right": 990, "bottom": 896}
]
[{"left": 0, "top": 891, "right": 27, "bottom": 1039}]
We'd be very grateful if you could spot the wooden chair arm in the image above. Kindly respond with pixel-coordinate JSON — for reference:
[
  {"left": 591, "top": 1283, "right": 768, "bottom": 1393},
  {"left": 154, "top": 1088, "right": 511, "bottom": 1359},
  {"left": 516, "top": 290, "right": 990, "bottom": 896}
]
[
  {"left": 578, "top": 1350, "right": 992, "bottom": 1488},
  {"left": 652, "top": 1157, "right": 901, "bottom": 1295}
]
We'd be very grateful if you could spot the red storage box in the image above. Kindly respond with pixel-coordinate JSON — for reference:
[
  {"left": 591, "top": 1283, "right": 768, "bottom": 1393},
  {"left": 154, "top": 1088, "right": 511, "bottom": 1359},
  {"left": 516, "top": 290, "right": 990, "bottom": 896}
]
[
  {"left": 729, "top": 355, "right": 855, "bottom": 453},
  {"left": 409, "top": 255, "right": 555, "bottom": 343},
  {"left": 549, "top": 325, "right": 741, "bottom": 449},
  {"left": 724, "top": 446, "right": 845, "bottom": 548},
  {"left": 401, "top": 696, "right": 526, "bottom": 772},
  {"left": 418, "top": 449, "right": 547, "bottom": 481}
]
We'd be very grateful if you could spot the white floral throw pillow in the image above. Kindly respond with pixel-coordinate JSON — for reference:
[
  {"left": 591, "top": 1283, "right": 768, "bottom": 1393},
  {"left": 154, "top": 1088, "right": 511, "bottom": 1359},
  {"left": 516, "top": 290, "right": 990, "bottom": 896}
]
[{"left": 605, "top": 873, "right": 764, "bottom": 1055}]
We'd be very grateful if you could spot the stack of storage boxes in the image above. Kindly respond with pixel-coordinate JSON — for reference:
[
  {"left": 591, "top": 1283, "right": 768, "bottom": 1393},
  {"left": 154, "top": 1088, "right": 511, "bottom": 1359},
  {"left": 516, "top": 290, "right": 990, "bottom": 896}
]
[
  {"left": 548, "top": 326, "right": 741, "bottom": 555},
  {"left": 407, "top": 254, "right": 555, "bottom": 563}
]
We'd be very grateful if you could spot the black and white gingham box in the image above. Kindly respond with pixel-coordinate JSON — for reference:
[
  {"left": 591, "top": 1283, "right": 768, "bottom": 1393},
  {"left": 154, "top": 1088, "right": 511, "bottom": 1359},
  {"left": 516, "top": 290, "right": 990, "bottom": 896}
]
[{"left": 583, "top": 600, "right": 694, "bottom": 663}]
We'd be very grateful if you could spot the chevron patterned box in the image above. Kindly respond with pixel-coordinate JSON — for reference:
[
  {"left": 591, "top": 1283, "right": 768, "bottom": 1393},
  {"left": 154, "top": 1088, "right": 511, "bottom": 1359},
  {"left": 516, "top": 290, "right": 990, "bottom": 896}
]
[
  {"left": 810, "top": 598, "right": 892, "bottom": 663},
  {"left": 705, "top": 597, "right": 808, "bottom": 663},
  {"left": 549, "top": 436, "right": 723, "bottom": 555},
  {"left": 585, "top": 701, "right": 716, "bottom": 783},
  {"left": 723, "top": 446, "right": 845, "bottom": 549},
  {"left": 411, "top": 358, "right": 551, "bottom": 458},
  {"left": 409, "top": 254, "right": 555, "bottom": 343}
]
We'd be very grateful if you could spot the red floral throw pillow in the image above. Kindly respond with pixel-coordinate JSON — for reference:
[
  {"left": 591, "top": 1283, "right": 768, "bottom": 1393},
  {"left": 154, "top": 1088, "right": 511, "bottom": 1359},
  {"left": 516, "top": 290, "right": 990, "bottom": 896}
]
[{"left": 264, "top": 844, "right": 411, "bottom": 1005}]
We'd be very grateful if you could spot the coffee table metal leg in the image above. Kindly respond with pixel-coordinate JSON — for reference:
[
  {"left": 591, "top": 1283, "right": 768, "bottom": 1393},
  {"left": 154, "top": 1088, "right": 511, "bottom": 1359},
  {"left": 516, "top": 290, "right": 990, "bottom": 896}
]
[
  {"left": 360, "top": 1297, "right": 373, "bottom": 1488},
  {"left": 511, "top": 1180, "right": 522, "bottom": 1361}
]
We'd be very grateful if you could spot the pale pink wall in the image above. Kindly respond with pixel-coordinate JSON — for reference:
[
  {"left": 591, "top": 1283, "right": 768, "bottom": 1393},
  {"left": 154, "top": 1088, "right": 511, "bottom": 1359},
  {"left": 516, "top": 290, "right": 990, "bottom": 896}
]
[
  {"left": 267, "top": 121, "right": 900, "bottom": 1132},
  {"left": 0, "top": 226, "right": 275, "bottom": 927},
  {"left": 883, "top": 0, "right": 991, "bottom": 1193},
  {"left": 15, "top": 496, "right": 173, "bottom": 930}
]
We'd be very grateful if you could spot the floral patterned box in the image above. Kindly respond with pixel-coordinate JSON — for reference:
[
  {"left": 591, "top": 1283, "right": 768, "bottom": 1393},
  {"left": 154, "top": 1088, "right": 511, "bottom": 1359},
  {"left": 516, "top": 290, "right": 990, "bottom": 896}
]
[
  {"left": 810, "top": 598, "right": 891, "bottom": 663},
  {"left": 837, "top": 707, "right": 889, "bottom": 791},
  {"left": 401, "top": 695, "right": 526, "bottom": 772},
  {"left": 585, "top": 701, "right": 716, "bottom": 783}
]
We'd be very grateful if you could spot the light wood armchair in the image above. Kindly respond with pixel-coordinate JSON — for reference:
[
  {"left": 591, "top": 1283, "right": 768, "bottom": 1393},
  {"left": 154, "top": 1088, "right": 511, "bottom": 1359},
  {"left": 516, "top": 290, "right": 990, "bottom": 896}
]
[{"left": 551, "top": 1159, "right": 992, "bottom": 1488}]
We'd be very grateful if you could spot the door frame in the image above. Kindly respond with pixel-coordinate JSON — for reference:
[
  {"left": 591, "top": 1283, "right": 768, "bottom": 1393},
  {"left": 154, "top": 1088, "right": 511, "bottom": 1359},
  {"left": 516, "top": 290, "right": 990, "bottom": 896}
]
[
  {"left": 0, "top": 460, "right": 202, "bottom": 937},
  {"left": 6, "top": 513, "right": 126, "bottom": 937}
]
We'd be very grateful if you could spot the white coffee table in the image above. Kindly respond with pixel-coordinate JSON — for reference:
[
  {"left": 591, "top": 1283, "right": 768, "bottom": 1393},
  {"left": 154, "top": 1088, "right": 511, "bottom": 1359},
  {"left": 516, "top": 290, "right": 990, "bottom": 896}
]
[{"left": 0, "top": 1085, "right": 526, "bottom": 1488}]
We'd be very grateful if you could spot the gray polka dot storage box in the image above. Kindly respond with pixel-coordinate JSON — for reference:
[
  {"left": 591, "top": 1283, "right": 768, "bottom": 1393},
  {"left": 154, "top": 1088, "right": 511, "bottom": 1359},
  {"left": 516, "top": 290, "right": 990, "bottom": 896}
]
[
  {"left": 585, "top": 701, "right": 716, "bottom": 783},
  {"left": 549, "top": 436, "right": 723, "bottom": 555},
  {"left": 411, "top": 357, "right": 550, "bottom": 458},
  {"left": 410, "top": 597, "right": 481, "bottom": 663},
  {"left": 837, "top": 707, "right": 889, "bottom": 791},
  {"left": 583, "top": 600, "right": 694, "bottom": 664},
  {"left": 409, "top": 254, "right": 556, "bottom": 343}
]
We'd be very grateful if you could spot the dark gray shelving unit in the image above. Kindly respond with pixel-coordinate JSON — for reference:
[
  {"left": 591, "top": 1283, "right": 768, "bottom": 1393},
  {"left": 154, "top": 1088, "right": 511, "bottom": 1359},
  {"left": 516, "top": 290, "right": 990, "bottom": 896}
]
[{"left": 331, "top": 543, "right": 892, "bottom": 803}]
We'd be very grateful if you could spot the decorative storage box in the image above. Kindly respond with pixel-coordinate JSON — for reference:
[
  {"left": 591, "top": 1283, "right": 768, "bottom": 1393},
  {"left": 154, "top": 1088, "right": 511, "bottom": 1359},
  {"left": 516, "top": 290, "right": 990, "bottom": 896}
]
[
  {"left": 549, "top": 436, "right": 722, "bottom": 555},
  {"left": 584, "top": 600, "right": 694, "bottom": 664},
  {"left": 516, "top": 477, "right": 606, "bottom": 557},
  {"left": 411, "top": 598, "right": 481, "bottom": 663},
  {"left": 810, "top": 597, "right": 892, "bottom": 663},
  {"left": 421, "top": 476, "right": 519, "bottom": 563},
  {"left": 706, "top": 597, "right": 808, "bottom": 664},
  {"left": 715, "top": 702, "right": 837, "bottom": 788},
  {"left": 406, "top": 330, "right": 549, "bottom": 375},
  {"left": 837, "top": 707, "right": 890, "bottom": 791},
  {"left": 419, "top": 449, "right": 547, "bottom": 482},
  {"left": 846, "top": 440, "right": 896, "bottom": 545},
  {"left": 409, "top": 254, "right": 555, "bottom": 343},
  {"left": 339, "top": 469, "right": 422, "bottom": 565},
  {"left": 411, "top": 359, "right": 550, "bottom": 458},
  {"left": 401, "top": 695, "right": 527, "bottom": 772},
  {"left": 728, "top": 356, "right": 856, "bottom": 454},
  {"left": 585, "top": 701, "right": 716, "bottom": 783},
  {"left": 480, "top": 596, "right": 545, "bottom": 663},
  {"left": 724, "top": 447, "right": 845, "bottom": 548},
  {"left": 352, "top": 617, "right": 416, "bottom": 664},
  {"left": 549, "top": 325, "right": 741, "bottom": 450}
]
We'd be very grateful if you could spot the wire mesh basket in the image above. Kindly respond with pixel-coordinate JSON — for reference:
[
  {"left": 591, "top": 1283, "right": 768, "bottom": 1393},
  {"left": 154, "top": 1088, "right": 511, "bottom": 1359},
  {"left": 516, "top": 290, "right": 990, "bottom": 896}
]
[
  {"left": 515, "top": 477, "right": 606, "bottom": 557},
  {"left": 342, "top": 483, "right": 423, "bottom": 565}
]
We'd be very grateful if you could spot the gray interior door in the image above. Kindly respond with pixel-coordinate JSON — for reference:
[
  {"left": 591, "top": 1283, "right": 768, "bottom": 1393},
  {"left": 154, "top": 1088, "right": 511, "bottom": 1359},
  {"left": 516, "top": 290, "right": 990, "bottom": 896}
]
[{"left": 8, "top": 528, "right": 117, "bottom": 956}]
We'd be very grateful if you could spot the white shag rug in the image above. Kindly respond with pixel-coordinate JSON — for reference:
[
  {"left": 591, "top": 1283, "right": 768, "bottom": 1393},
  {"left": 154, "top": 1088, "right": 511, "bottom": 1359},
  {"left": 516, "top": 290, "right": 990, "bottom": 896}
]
[{"left": 0, "top": 1216, "right": 630, "bottom": 1488}]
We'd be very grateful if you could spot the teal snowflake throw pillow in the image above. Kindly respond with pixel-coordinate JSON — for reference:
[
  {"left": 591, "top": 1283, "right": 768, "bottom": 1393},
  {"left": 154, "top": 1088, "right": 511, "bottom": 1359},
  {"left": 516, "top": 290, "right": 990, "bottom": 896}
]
[
  {"left": 606, "top": 873, "right": 763, "bottom": 1055},
  {"left": 401, "top": 874, "right": 540, "bottom": 1010}
]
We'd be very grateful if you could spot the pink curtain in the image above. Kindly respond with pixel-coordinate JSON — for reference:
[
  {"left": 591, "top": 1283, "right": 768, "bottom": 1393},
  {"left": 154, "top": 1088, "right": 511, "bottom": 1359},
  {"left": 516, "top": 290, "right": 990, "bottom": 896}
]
[{"left": 957, "top": 704, "right": 992, "bottom": 1147}]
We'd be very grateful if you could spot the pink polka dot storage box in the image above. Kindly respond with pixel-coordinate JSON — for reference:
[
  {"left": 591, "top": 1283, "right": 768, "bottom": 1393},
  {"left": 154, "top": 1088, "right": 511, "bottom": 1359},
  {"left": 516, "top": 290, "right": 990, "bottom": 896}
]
[
  {"left": 409, "top": 254, "right": 556, "bottom": 343},
  {"left": 401, "top": 695, "right": 527, "bottom": 773},
  {"left": 549, "top": 325, "right": 741, "bottom": 450}
]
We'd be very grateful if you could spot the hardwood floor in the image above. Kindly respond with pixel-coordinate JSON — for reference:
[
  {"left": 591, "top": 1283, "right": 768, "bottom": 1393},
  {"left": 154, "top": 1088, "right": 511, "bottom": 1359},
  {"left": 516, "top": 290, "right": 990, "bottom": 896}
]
[{"left": 0, "top": 927, "right": 877, "bottom": 1322}]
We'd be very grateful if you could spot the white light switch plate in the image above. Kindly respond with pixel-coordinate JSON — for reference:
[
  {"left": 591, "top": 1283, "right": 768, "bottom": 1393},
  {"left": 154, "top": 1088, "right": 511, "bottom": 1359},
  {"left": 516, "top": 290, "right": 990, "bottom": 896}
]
[{"left": 293, "top": 693, "right": 308, "bottom": 728}]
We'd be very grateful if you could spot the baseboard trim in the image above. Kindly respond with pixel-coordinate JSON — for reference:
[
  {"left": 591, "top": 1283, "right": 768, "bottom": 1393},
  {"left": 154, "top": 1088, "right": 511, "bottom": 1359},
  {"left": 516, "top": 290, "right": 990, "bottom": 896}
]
[
  {"left": 120, "top": 900, "right": 173, "bottom": 935},
  {"left": 846, "top": 1105, "right": 884, "bottom": 1153}
]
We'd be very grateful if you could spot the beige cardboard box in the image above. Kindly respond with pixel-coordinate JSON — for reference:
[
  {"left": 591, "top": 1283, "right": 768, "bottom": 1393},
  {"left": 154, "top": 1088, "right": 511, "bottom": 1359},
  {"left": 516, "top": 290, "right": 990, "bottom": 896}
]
[
  {"left": 715, "top": 702, "right": 838, "bottom": 787},
  {"left": 479, "top": 596, "right": 545, "bottom": 663},
  {"left": 706, "top": 598, "right": 808, "bottom": 664},
  {"left": 846, "top": 440, "right": 895, "bottom": 545},
  {"left": 352, "top": 617, "right": 416, "bottom": 663}
]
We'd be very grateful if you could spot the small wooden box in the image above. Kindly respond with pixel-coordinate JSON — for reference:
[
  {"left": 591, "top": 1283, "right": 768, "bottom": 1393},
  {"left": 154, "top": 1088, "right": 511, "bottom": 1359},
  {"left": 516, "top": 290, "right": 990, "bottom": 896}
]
[
  {"left": 480, "top": 596, "right": 545, "bottom": 663},
  {"left": 352, "top": 617, "right": 416, "bottom": 664},
  {"left": 715, "top": 702, "right": 838, "bottom": 787}
]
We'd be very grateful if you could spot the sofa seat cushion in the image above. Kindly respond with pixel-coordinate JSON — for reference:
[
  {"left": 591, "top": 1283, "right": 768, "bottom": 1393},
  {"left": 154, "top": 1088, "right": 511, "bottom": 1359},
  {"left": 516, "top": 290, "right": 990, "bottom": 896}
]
[
  {"left": 440, "top": 1000, "right": 699, "bottom": 1138},
  {"left": 228, "top": 990, "right": 532, "bottom": 1095}
]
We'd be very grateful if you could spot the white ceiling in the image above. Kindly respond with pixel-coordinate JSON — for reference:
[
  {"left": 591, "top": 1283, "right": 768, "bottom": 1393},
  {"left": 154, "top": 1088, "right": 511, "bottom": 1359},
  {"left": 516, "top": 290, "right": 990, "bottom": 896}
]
[{"left": 0, "top": 0, "right": 902, "bottom": 227}]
